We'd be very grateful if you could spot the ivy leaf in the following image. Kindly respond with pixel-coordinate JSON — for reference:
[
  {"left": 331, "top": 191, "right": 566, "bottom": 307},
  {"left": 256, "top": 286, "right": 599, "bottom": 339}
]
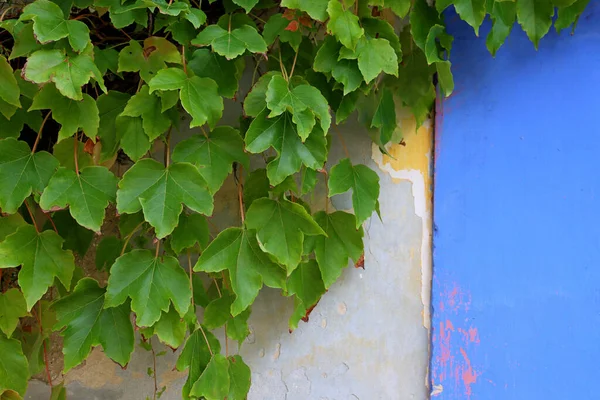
[
  {"left": 148, "top": 68, "right": 224, "bottom": 129},
  {"left": 245, "top": 111, "right": 327, "bottom": 185},
  {"left": 266, "top": 75, "right": 332, "bottom": 139},
  {"left": 0, "top": 334, "right": 29, "bottom": 396},
  {"left": 0, "top": 225, "right": 75, "bottom": 310},
  {"left": 94, "top": 47, "right": 119, "bottom": 76},
  {"left": 39, "top": 167, "right": 118, "bottom": 232},
  {"left": 332, "top": 59, "right": 363, "bottom": 95},
  {"left": 190, "top": 354, "right": 230, "bottom": 399},
  {"left": 7, "top": 23, "right": 41, "bottom": 60},
  {"left": 116, "top": 116, "right": 151, "bottom": 162},
  {"left": 185, "top": 8, "right": 207, "bottom": 28},
  {"left": 172, "top": 126, "right": 248, "bottom": 192},
  {"left": 170, "top": 213, "right": 210, "bottom": 254},
  {"left": 195, "top": 227, "right": 286, "bottom": 315},
  {"left": 117, "top": 37, "right": 182, "bottom": 82},
  {"left": 0, "top": 138, "right": 59, "bottom": 214},
  {"left": 0, "top": 289, "right": 28, "bottom": 338},
  {"left": 452, "top": 0, "right": 487, "bottom": 35},
  {"left": 188, "top": 49, "right": 243, "bottom": 98},
  {"left": 176, "top": 327, "right": 221, "bottom": 399},
  {"left": 48, "top": 210, "right": 94, "bottom": 256},
  {"left": 0, "top": 56, "right": 20, "bottom": 108},
  {"left": 327, "top": 0, "right": 364, "bottom": 50},
  {"left": 384, "top": 0, "right": 411, "bottom": 17},
  {"left": 49, "top": 138, "right": 92, "bottom": 172},
  {"left": 354, "top": 37, "right": 399, "bottom": 84},
  {"left": 243, "top": 169, "right": 270, "bottom": 208},
  {"left": 95, "top": 236, "right": 125, "bottom": 270},
  {"left": 555, "top": 0, "right": 590, "bottom": 33},
  {"left": 281, "top": 0, "right": 328, "bottom": 21},
  {"left": 30, "top": 85, "right": 99, "bottom": 143},
  {"left": 97, "top": 91, "right": 131, "bottom": 162},
  {"left": 121, "top": 86, "right": 172, "bottom": 140},
  {"left": 517, "top": 0, "right": 554, "bottom": 48},
  {"left": 203, "top": 295, "right": 233, "bottom": 329},
  {"left": 24, "top": 49, "right": 105, "bottom": 101},
  {"left": 153, "top": 306, "right": 187, "bottom": 348},
  {"left": 50, "top": 383, "right": 66, "bottom": 400},
  {"left": 287, "top": 259, "right": 326, "bottom": 309},
  {"left": 105, "top": 250, "right": 191, "bottom": 327},
  {"left": 227, "top": 355, "right": 251, "bottom": 400},
  {"left": 262, "top": 14, "right": 303, "bottom": 50},
  {"left": 329, "top": 158, "right": 380, "bottom": 227},
  {"left": 192, "top": 24, "right": 267, "bottom": 59},
  {"left": 232, "top": 0, "right": 259, "bottom": 12},
  {"left": 226, "top": 308, "right": 250, "bottom": 343},
  {"left": 243, "top": 71, "right": 279, "bottom": 117},
  {"left": 0, "top": 104, "right": 42, "bottom": 139},
  {"left": 245, "top": 198, "right": 325, "bottom": 273},
  {"left": 20, "top": 0, "right": 91, "bottom": 52},
  {"left": 313, "top": 211, "right": 363, "bottom": 287},
  {"left": 371, "top": 88, "right": 396, "bottom": 146},
  {"left": 362, "top": 18, "right": 403, "bottom": 58},
  {"left": 0, "top": 215, "right": 26, "bottom": 242},
  {"left": 116, "top": 159, "right": 214, "bottom": 238},
  {"left": 53, "top": 278, "right": 134, "bottom": 372}
]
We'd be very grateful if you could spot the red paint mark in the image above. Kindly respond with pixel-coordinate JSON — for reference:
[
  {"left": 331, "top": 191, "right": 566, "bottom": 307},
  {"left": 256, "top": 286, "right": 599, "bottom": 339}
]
[
  {"left": 468, "top": 327, "right": 480, "bottom": 344},
  {"left": 460, "top": 348, "right": 479, "bottom": 397}
]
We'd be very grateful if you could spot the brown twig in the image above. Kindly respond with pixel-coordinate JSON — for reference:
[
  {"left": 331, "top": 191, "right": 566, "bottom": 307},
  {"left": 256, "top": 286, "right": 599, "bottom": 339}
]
[
  {"left": 32, "top": 111, "right": 52, "bottom": 153},
  {"left": 334, "top": 126, "right": 351, "bottom": 160},
  {"left": 24, "top": 200, "right": 39, "bottom": 232},
  {"left": 187, "top": 250, "right": 194, "bottom": 307},
  {"left": 289, "top": 47, "right": 299, "bottom": 80},
  {"left": 33, "top": 304, "right": 53, "bottom": 388},
  {"left": 74, "top": 133, "right": 80, "bottom": 175},
  {"left": 237, "top": 165, "right": 245, "bottom": 223},
  {"left": 151, "top": 342, "right": 158, "bottom": 400},
  {"left": 181, "top": 45, "right": 187, "bottom": 75},
  {"left": 43, "top": 212, "right": 59, "bottom": 234},
  {"left": 155, "top": 240, "right": 160, "bottom": 258},
  {"left": 164, "top": 126, "right": 172, "bottom": 167},
  {"left": 120, "top": 221, "right": 145, "bottom": 255}
]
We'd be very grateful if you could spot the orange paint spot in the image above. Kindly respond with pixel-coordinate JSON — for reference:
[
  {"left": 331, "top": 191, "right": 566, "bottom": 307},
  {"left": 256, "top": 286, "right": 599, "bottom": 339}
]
[{"left": 459, "top": 348, "right": 479, "bottom": 397}]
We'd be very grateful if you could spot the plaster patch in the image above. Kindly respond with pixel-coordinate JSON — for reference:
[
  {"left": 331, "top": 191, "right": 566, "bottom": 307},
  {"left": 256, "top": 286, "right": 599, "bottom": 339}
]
[{"left": 64, "top": 348, "right": 123, "bottom": 389}]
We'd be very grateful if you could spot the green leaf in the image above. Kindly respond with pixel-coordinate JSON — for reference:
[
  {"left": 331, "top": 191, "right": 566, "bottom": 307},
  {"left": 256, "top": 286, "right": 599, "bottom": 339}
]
[
  {"left": 48, "top": 210, "right": 94, "bottom": 256},
  {"left": 384, "top": 0, "right": 411, "bottom": 17},
  {"left": 245, "top": 111, "right": 327, "bottom": 185},
  {"left": 116, "top": 116, "right": 151, "bottom": 161},
  {"left": 436, "top": 61, "right": 454, "bottom": 97},
  {"left": 287, "top": 259, "right": 326, "bottom": 308},
  {"left": 232, "top": 0, "right": 259, "bottom": 12},
  {"left": 176, "top": 327, "right": 221, "bottom": 399},
  {"left": 243, "top": 169, "right": 270, "bottom": 208},
  {"left": 121, "top": 86, "right": 172, "bottom": 140},
  {"left": 281, "top": 0, "right": 328, "bottom": 21},
  {"left": 95, "top": 236, "right": 125, "bottom": 270},
  {"left": 452, "top": 0, "right": 487, "bottom": 35},
  {"left": 266, "top": 75, "right": 332, "bottom": 139},
  {"left": 313, "top": 211, "right": 363, "bottom": 287},
  {"left": 195, "top": 227, "right": 286, "bottom": 315},
  {"left": 172, "top": 126, "right": 248, "bottom": 192},
  {"left": 94, "top": 47, "right": 119, "bottom": 76},
  {"left": 226, "top": 308, "right": 250, "bottom": 343},
  {"left": 227, "top": 355, "right": 251, "bottom": 400},
  {"left": 411, "top": 0, "right": 441, "bottom": 51},
  {"left": 170, "top": 213, "right": 209, "bottom": 254},
  {"left": 51, "top": 139, "right": 93, "bottom": 171},
  {"left": 262, "top": 14, "right": 302, "bottom": 50},
  {"left": 517, "top": 0, "right": 554, "bottom": 48},
  {"left": 188, "top": 49, "right": 243, "bottom": 98},
  {"left": 150, "top": 0, "right": 190, "bottom": 15},
  {"left": 185, "top": 8, "right": 207, "bottom": 28},
  {"left": 203, "top": 294, "right": 233, "bottom": 329},
  {"left": 105, "top": 249, "right": 192, "bottom": 327},
  {"left": 24, "top": 49, "right": 105, "bottom": 101},
  {"left": 50, "top": 383, "right": 66, "bottom": 400},
  {"left": 8, "top": 23, "right": 42, "bottom": 60},
  {"left": 53, "top": 278, "right": 134, "bottom": 371},
  {"left": 20, "top": 0, "right": 91, "bottom": 52},
  {"left": 97, "top": 91, "right": 131, "bottom": 162},
  {"left": 192, "top": 24, "right": 267, "bottom": 59},
  {"left": 371, "top": 88, "right": 396, "bottom": 146},
  {"left": 0, "top": 215, "right": 26, "bottom": 242},
  {"left": 0, "top": 225, "right": 75, "bottom": 310},
  {"left": 116, "top": 159, "right": 214, "bottom": 238},
  {"left": 245, "top": 198, "right": 325, "bottom": 272},
  {"left": 0, "top": 104, "right": 42, "bottom": 140},
  {"left": 148, "top": 69, "right": 224, "bottom": 129},
  {"left": 30, "top": 84, "right": 99, "bottom": 143},
  {"left": 40, "top": 166, "right": 118, "bottom": 232},
  {"left": 243, "top": 71, "right": 279, "bottom": 117},
  {"left": 117, "top": 38, "right": 182, "bottom": 82},
  {"left": 327, "top": 0, "right": 364, "bottom": 50},
  {"left": 0, "top": 334, "right": 29, "bottom": 396},
  {"left": 153, "top": 306, "right": 187, "bottom": 348},
  {"left": 0, "top": 138, "right": 59, "bottom": 214},
  {"left": 0, "top": 289, "right": 28, "bottom": 338},
  {"left": 355, "top": 37, "right": 399, "bottom": 83},
  {"left": 190, "top": 354, "right": 230, "bottom": 399},
  {"left": 0, "top": 57, "right": 20, "bottom": 108},
  {"left": 362, "top": 18, "right": 403, "bottom": 58},
  {"left": 328, "top": 158, "right": 380, "bottom": 227},
  {"left": 332, "top": 59, "right": 363, "bottom": 95},
  {"left": 555, "top": 0, "right": 590, "bottom": 32}
]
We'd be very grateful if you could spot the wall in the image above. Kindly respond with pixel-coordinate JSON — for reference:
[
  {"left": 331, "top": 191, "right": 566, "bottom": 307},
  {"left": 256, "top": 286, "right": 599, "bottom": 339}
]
[
  {"left": 25, "top": 100, "right": 434, "bottom": 398},
  {"left": 431, "top": 3, "right": 600, "bottom": 399}
]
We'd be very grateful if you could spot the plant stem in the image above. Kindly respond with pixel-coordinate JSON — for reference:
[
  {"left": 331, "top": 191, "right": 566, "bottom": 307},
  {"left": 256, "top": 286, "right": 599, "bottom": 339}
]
[
  {"left": 289, "top": 47, "right": 299, "bottom": 80},
  {"left": 237, "top": 165, "right": 245, "bottom": 223},
  {"left": 32, "top": 111, "right": 52, "bottom": 153},
  {"left": 120, "top": 221, "right": 145, "bottom": 255},
  {"left": 278, "top": 45, "right": 288, "bottom": 81},
  {"left": 43, "top": 212, "right": 59, "bottom": 234},
  {"left": 198, "top": 325, "right": 214, "bottom": 356},
  {"left": 334, "top": 126, "right": 351, "bottom": 160},
  {"left": 74, "top": 133, "right": 80, "bottom": 175},
  {"left": 24, "top": 200, "right": 39, "bottom": 232},
  {"left": 181, "top": 45, "right": 187, "bottom": 75},
  {"left": 37, "top": 303, "right": 53, "bottom": 388},
  {"left": 155, "top": 240, "right": 160, "bottom": 258},
  {"left": 151, "top": 342, "right": 158, "bottom": 400},
  {"left": 164, "top": 126, "right": 172, "bottom": 167},
  {"left": 187, "top": 250, "right": 194, "bottom": 308}
]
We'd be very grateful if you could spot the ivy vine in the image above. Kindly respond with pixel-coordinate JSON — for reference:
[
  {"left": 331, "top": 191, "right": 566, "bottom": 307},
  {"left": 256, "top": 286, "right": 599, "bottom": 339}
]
[{"left": 0, "top": 0, "right": 588, "bottom": 398}]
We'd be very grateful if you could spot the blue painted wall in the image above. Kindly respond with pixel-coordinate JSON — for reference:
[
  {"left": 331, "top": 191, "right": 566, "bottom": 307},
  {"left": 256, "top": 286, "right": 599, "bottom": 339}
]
[{"left": 431, "top": 4, "right": 600, "bottom": 399}]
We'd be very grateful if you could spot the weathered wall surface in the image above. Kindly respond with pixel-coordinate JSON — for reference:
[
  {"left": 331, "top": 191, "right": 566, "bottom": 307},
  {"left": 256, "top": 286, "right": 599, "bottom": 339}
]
[{"left": 25, "top": 104, "right": 433, "bottom": 399}]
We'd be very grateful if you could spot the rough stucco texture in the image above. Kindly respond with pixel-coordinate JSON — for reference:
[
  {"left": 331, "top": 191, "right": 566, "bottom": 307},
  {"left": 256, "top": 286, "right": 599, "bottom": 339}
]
[{"left": 25, "top": 110, "right": 433, "bottom": 400}]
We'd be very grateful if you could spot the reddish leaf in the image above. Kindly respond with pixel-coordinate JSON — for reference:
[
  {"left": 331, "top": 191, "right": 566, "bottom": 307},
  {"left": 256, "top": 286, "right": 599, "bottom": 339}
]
[
  {"left": 84, "top": 138, "right": 95, "bottom": 155},
  {"left": 285, "top": 20, "right": 300, "bottom": 32},
  {"left": 354, "top": 253, "right": 365, "bottom": 269}
]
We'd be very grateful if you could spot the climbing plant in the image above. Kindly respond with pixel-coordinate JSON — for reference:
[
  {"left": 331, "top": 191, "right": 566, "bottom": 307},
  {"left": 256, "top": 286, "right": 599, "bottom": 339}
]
[{"left": 0, "top": 0, "right": 588, "bottom": 397}]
